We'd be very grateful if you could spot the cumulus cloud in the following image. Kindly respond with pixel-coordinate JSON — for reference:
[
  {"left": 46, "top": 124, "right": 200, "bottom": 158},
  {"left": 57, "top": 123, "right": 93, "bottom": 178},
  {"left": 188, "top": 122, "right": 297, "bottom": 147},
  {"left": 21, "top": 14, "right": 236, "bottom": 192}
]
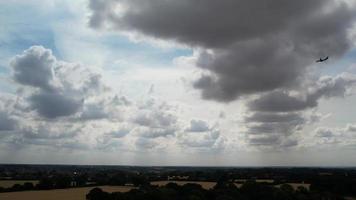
[
  {"left": 179, "top": 120, "right": 224, "bottom": 151},
  {"left": 9, "top": 46, "right": 114, "bottom": 119},
  {"left": 132, "top": 99, "right": 178, "bottom": 139},
  {"left": 11, "top": 46, "right": 56, "bottom": 91},
  {"left": 179, "top": 130, "right": 224, "bottom": 150},
  {"left": 315, "top": 127, "right": 335, "bottom": 138}
]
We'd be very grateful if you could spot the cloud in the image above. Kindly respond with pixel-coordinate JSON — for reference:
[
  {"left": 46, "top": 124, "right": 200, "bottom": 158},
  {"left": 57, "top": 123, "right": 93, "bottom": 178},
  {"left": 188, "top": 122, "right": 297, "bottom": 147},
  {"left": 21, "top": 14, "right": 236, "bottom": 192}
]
[
  {"left": 248, "top": 73, "right": 356, "bottom": 112},
  {"left": 135, "top": 138, "right": 157, "bottom": 149},
  {"left": 9, "top": 46, "right": 114, "bottom": 119},
  {"left": 133, "top": 110, "right": 176, "bottom": 128},
  {"left": 11, "top": 46, "right": 56, "bottom": 91},
  {"left": 29, "top": 91, "right": 83, "bottom": 119},
  {"left": 245, "top": 112, "right": 304, "bottom": 123},
  {"left": 243, "top": 73, "right": 356, "bottom": 147},
  {"left": 185, "top": 119, "right": 210, "bottom": 132},
  {"left": 21, "top": 124, "right": 78, "bottom": 140},
  {"left": 315, "top": 127, "right": 335, "bottom": 138},
  {"left": 89, "top": 0, "right": 356, "bottom": 102},
  {"left": 345, "top": 124, "right": 356, "bottom": 132},
  {"left": 132, "top": 100, "right": 178, "bottom": 138},
  {"left": 106, "top": 128, "right": 130, "bottom": 139},
  {"left": 249, "top": 135, "right": 281, "bottom": 146},
  {"left": 0, "top": 111, "right": 17, "bottom": 131},
  {"left": 179, "top": 121, "right": 224, "bottom": 151}
]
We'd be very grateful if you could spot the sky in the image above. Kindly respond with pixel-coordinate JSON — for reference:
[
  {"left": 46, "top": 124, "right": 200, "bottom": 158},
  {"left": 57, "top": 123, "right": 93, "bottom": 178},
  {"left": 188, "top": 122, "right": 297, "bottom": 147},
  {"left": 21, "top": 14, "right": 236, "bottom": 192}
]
[{"left": 1, "top": 0, "right": 356, "bottom": 166}]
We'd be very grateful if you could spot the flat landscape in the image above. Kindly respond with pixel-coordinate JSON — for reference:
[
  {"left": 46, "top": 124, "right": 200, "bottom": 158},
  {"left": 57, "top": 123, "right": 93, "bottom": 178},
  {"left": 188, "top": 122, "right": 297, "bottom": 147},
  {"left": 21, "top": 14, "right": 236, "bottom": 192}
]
[{"left": 0, "top": 186, "right": 135, "bottom": 200}]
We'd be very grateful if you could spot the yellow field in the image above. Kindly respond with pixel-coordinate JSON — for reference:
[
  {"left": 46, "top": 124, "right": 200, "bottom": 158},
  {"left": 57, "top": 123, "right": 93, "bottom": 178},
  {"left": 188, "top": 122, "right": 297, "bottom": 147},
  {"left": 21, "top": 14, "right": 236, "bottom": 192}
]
[
  {"left": 0, "top": 186, "right": 135, "bottom": 200},
  {"left": 0, "top": 180, "right": 39, "bottom": 188},
  {"left": 151, "top": 181, "right": 217, "bottom": 190}
]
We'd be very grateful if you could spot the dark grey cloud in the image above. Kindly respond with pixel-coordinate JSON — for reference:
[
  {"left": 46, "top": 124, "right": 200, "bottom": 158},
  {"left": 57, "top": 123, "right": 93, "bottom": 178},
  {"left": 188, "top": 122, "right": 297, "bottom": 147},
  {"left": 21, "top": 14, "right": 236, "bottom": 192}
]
[
  {"left": 249, "top": 74, "right": 356, "bottom": 112},
  {"left": 245, "top": 112, "right": 304, "bottom": 123},
  {"left": 248, "top": 91, "right": 317, "bottom": 112},
  {"left": 244, "top": 74, "right": 356, "bottom": 147},
  {"left": 89, "top": 0, "right": 356, "bottom": 102},
  {"left": 11, "top": 46, "right": 56, "bottom": 91},
  {"left": 249, "top": 135, "right": 281, "bottom": 146},
  {"left": 244, "top": 112, "right": 303, "bottom": 147},
  {"left": 29, "top": 91, "right": 83, "bottom": 119},
  {"left": 247, "top": 121, "right": 303, "bottom": 136},
  {"left": 90, "top": 0, "right": 330, "bottom": 48}
]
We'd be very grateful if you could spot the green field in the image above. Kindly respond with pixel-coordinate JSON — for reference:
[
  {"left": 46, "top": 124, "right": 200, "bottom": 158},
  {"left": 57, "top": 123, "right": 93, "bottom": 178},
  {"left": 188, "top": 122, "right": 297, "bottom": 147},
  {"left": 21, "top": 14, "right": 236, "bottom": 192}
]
[{"left": 0, "top": 180, "right": 39, "bottom": 188}]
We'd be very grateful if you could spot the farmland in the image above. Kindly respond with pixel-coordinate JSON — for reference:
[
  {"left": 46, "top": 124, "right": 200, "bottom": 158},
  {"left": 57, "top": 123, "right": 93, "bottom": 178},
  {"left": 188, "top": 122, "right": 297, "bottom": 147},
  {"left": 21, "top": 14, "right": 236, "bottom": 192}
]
[
  {"left": 0, "top": 180, "right": 39, "bottom": 188},
  {"left": 0, "top": 186, "right": 135, "bottom": 200}
]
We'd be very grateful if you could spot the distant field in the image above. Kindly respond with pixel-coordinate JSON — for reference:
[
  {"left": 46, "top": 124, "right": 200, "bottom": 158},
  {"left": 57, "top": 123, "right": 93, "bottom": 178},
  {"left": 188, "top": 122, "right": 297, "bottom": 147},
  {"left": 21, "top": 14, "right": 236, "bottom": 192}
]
[
  {"left": 151, "top": 181, "right": 217, "bottom": 189},
  {"left": 0, "top": 180, "right": 39, "bottom": 188},
  {"left": 0, "top": 186, "right": 135, "bottom": 200}
]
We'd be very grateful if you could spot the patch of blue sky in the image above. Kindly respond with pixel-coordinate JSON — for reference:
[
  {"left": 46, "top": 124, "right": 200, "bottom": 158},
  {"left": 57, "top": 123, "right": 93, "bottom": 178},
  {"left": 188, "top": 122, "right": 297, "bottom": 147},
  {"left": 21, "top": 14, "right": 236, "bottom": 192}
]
[
  {"left": 0, "top": 65, "right": 8, "bottom": 75},
  {"left": 0, "top": 2, "right": 60, "bottom": 72},
  {"left": 319, "top": 48, "right": 356, "bottom": 76},
  {"left": 0, "top": 1, "right": 60, "bottom": 92}
]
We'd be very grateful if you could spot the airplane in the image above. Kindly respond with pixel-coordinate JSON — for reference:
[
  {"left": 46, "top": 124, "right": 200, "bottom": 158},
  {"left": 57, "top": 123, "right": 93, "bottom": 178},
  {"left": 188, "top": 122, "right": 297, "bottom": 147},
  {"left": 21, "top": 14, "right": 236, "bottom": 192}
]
[{"left": 316, "top": 56, "right": 329, "bottom": 63}]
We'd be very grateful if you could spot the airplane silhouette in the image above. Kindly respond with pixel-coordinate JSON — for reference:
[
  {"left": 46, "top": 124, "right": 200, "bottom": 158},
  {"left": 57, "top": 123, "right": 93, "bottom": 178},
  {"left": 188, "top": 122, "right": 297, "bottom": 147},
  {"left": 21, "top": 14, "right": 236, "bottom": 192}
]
[{"left": 316, "top": 56, "right": 329, "bottom": 63}]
